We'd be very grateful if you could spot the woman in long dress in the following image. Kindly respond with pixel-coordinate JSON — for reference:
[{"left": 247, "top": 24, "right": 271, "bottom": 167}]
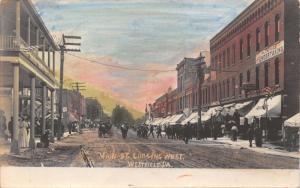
[{"left": 18, "top": 117, "right": 29, "bottom": 148}]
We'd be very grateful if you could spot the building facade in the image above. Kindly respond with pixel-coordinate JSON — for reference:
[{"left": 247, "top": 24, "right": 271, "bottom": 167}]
[
  {"left": 208, "top": 0, "right": 299, "bottom": 119},
  {"left": 0, "top": 0, "right": 59, "bottom": 152}
]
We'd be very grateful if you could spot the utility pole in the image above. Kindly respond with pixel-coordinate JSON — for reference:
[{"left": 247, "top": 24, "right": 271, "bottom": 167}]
[
  {"left": 58, "top": 35, "right": 81, "bottom": 140},
  {"left": 71, "top": 82, "right": 86, "bottom": 92},
  {"left": 197, "top": 53, "right": 206, "bottom": 140}
]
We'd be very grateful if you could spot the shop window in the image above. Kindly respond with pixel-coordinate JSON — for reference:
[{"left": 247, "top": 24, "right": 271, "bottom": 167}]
[
  {"left": 264, "top": 22, "right": 269, "bottom": 47},
  {"left": 275, "top": 58, "right": 279, "bottom": 85},
  {"left": 275, "top": 14, "right": 280, "bottom": 42},
  {"left": 264, "top": 63, "right": 269, "bottom": 87}
]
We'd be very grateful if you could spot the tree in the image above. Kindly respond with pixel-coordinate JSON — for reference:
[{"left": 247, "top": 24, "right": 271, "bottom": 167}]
[{"left": 111, "top": 105, "right": 134, "bottom": 127}]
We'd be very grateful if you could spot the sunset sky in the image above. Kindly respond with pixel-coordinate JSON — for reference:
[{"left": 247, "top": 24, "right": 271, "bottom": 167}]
[{"left": 33, "top": 0, "right": 254, "bottom": 112}]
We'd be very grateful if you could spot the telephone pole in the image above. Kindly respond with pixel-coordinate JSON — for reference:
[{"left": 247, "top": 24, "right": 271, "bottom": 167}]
[
  {"left": 197, "top": 53, "right": 206, "bottom": 140},
  {"left": 58, "top": 35, "right": 81, "bottom": 140},
  {"left": 71, "top": 82, "right": 86, "bottom": 92}
]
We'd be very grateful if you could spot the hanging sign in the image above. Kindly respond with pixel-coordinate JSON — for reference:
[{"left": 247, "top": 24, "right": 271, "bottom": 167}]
[{"left": 256, "top": 41, "right": 284, "bottom": 64}]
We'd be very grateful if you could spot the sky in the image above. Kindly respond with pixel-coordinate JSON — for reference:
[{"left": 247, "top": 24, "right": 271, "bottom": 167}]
[{"left": 33, "top": 0, "right": 254, "bottom": 112}]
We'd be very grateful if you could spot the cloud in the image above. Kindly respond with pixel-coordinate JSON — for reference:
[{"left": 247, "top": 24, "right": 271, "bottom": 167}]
[{"left": 33, "top": 0, "right": 255, "bottom": 112}]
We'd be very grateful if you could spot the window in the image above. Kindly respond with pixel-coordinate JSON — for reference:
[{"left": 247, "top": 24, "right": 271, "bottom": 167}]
[
  {"left": 247, "top": 33, "right": 251, "bottom": 56},
  {"left": 264, "top": 63, "right": 269, "bottom": 87},
  {"left": 219, "top": 83, "right": 221, "bottom": 100},
  {"left": 219, "top": 54, "right": 222, "bottom": 72},
  {"left": 223, "top": 81, "right": 226, "bottom": 99},
  {"left": 227, "top": 48, "right": 230, "bottom": 67},
  {"left": 223, "top": 51, "right": 226, "bottom": 68},
  {"left": 232, "top": 44, "right": 236, "bottom": 64},
  {"left": 265, "top": 22, "right": 269, "bottom": 47},
  {"left": 232, "top": 77, "right": 236, "bottom": 97},
  {"left": 239, "top": 73, "right": 243, "bottom": 94},
  {"left": 240, "top": 39, "right": 243, "bottom": 60},
  {"left": 275, "top": 14, "right": 280, "bottom": 42},
  {"left": 275, "top": 58, "right": 279, "bottom": 84},
  {"left": 227, "top": 79, "right": 230, "bottom": 98},
  {"left": 256, "top": 28, "right": 260, "bottom": 51},
  {"left": 256, "top": 67, "right": 260, "bottom": 89},
  {"left": 247, "top": 70, "right": 251, "bottom": 82}
]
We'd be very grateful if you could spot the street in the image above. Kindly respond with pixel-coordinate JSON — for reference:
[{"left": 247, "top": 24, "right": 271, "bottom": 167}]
[{"left": 0, "top": 127, "right": 298, "bottom": 169}]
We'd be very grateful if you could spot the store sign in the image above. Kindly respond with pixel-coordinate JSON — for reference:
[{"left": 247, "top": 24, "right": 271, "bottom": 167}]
[{"left": 256, "top": 41, "right": 284, "bottom": 64}]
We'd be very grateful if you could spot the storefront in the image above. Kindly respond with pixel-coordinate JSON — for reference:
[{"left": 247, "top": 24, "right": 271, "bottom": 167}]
[{"left": 245, "top": 95, "right": 282, "bottom": 141}]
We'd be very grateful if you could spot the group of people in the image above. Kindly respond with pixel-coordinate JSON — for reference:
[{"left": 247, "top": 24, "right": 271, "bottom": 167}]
[
  {"left": 136, "top": 125, "right": 163, "bottom": 139},
  {"left": 0, "top": 113, "right": 31, "bottom": 148}
]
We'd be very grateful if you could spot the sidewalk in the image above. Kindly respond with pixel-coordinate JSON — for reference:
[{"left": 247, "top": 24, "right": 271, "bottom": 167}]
[{"left": 191, "top": 137, "right": 300, "bottom": 159}]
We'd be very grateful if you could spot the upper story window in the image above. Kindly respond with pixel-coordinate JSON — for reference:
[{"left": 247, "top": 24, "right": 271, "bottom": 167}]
[
  {"left": 239, "top": 73, "right": 243, "bottom": 94},
  {"left": 232, "top": 44, "right": 236, "bottom": 65},
  {"left": 232, "top": 77, "right": 236, "bottom": 97},
  {"left": 275, "top": 58, "right": 279, "bottom": 85},
  {"left": 240, "top": 39, "right": 243, "bottom": 60},
  {"left": 275, "top": 14, "right": 280, "bottom": 42},
  {"left": 247, "top": 70, "right": 251, "bottom": 82},
  {"left": 256, "top": 28, "right": 261, "bottom": 51},
  {"left": 219, "top": 54, "right": 222, "bottom": 72},
  {"left": 264, "top": 63, "right": 269, "bottom": 87},
  {"left": 227, "top": 48, "right": 230, "bottom": 67},
  {"left": 256, "top": 66, "right": 260, "bottom": 90},
  {"left": 264, "top": 22, "right": 269, "bottom": 47},
  {"left": 227, "top": 79, "right": 230, "bottom": 98},
  {"left": 223, "top": 51, "right": 226, "bottom": 69},
  {"left": 247, "top": 33, "right": 251, "bottom": 57}
]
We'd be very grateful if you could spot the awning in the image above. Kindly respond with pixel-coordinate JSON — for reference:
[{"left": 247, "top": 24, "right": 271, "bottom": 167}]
[
  {"left": 202, "top": 106, "right": 222, "bottom": 122},
  {"left": 169, "top": 114, "right": 184, "bottom": 125},
  {"left": 284, "top": 113, "right": 300, "bottom": 128},
  {"left": 145, "top": 119, "right": 152, "bottom": 125},
  {"left": 181, "top": 112, "right": 198, "bottom": 125},
  {"left": 220, "top": 103, "right": 236, "bottom": 116},
  {"left": 160, "top": 116, "right": 174, "bottom": 126},
  {"left": 245, "top": 95, "right": 281, "bottom": 122},
  {"left": 234, "top": 101, "right": 254, "bottom": 116},
  {"left": 152, "top": 118, "right": 163, "bottom": 126}
]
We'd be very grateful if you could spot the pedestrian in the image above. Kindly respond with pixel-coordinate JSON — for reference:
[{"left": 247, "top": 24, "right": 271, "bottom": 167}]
[
  {"left": 149, "top": 125, "right": 154, "bottom": 138},
  {"left": 231, "top": 124, "right": 238, "bottom": 141},
  {"left": 213, "top": 123, "right": 218, "bottom": 140},
  {"left": 68, "top": 122, "right": 72, "bottom": 135},
  {"left": 156, "top": 126, "right": 162, "bottom": 139},
  {"left": 247, "top": 125, "right": 254, "bottom": 147},
  {"left": 8, "top": 117, "right": 13, "bottom": 141},
  {"left": 18, "top": 116, "right": 29, "bottom": 148}
]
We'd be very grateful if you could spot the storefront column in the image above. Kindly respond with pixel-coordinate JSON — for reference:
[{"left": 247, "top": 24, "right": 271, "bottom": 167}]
[
  {"left": 41, "top": 84, "right": 47, "bottom": 136},
  {"left": 11, "top": 64, "right": 20, "bottom": 154},
  {"left": 50, "top": 89, "right": 55, "bottom": 142},
  {"left": 29, "top": 75, "right": 36, "bottom": 149}
]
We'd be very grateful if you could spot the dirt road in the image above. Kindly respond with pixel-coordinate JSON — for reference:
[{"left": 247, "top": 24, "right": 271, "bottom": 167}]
[{"left": 0, "top": 127, "right": 298, "bottom": 168}]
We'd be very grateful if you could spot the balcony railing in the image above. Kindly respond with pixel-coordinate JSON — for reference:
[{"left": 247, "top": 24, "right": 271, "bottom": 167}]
[{"left": 0, "top": 35, "right": 55, "bottom": 80}]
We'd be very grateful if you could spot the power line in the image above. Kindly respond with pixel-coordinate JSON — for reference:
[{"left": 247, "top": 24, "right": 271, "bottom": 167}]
[{"left": 65, "top": 53, "right": 176, "bottom": 73}]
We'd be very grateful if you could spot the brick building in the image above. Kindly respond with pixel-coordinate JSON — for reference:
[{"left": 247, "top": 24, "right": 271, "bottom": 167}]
[{"left": 208, "top": 0, "right": 299, "bottom": 117}]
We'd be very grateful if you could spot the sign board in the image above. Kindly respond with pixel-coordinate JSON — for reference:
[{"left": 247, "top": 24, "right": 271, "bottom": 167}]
[
  {"left": 242, "top": 83, "right": 257, "bottom": 91},
  {"left": 63, "top": 107, "right": 68, "bottom": 112},
  {"left": 240, "top": 117, "right": 245, "bottom": 126},
  {"left": 256, "top": 41, "right": 284, "bottom": 64}
]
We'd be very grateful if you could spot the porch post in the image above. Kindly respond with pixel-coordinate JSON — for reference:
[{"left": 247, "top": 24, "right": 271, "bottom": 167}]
[
  {"left": 29, "top": 75, "right": 36, "bottom": 149},
  {"left": 41, "top": 84, "right": 47, "bottom": 136},
  {"left": 11, "top": 64, "right": 20, "bottom": 154},
  {"left": 52, "top": 51, "right": 55, "bottom": 73},
  {"left": 27, "top": 16, "right": 31, "bottom": 45},
  {"left": 48, "top": 46, "right": 51, "bottom": 68},
  {"left": 50, "top": 89, "right": 55, "bottom": 142},
  {"left": 42, "top": 37, "right": 45, "bottom": 62}
]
